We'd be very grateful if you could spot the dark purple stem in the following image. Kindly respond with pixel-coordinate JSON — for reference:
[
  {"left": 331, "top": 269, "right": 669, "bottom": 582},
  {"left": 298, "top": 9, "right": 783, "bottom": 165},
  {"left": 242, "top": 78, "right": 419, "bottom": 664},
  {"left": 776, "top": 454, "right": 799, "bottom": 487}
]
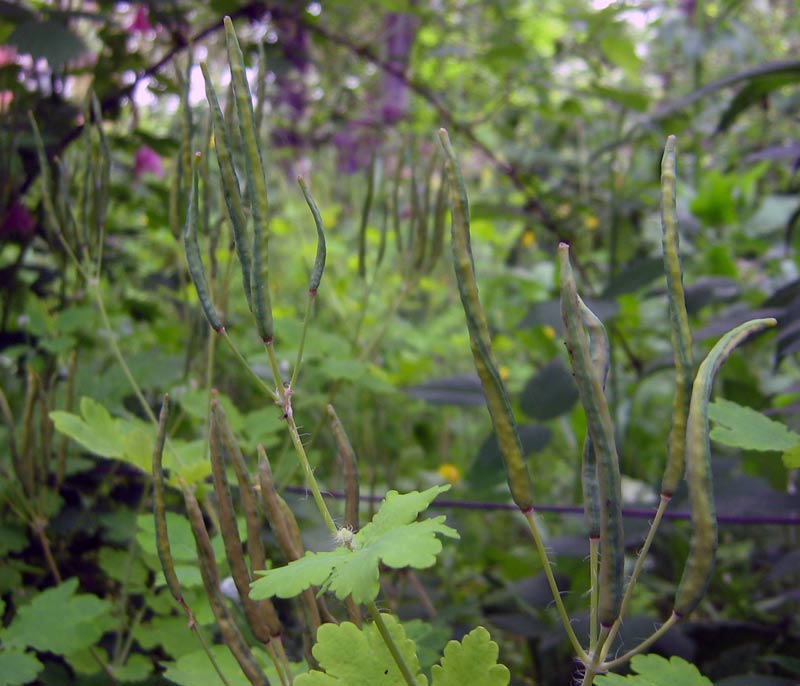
[{"left": 281, "top": 485, "right": 800, "bottom": 526}]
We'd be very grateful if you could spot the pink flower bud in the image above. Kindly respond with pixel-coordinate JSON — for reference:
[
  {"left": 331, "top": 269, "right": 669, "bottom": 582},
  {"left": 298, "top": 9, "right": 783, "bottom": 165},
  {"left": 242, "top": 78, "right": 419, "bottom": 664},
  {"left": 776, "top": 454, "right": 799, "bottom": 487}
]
[
  {"left": 134, "top": 145, "right": 164, "bottom": 180},
  {"left": 129, "top": 5, "right": 153, "bottom": 34}
]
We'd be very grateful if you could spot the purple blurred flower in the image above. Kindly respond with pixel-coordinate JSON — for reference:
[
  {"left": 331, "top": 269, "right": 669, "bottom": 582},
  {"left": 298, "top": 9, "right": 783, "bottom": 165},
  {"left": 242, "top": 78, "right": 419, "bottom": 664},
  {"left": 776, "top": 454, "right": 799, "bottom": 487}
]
[
  {"left": 134, "top": 145, "right": 163, "bottom": 179},
  {"left": 381, "top": 13, "right": 418, "bottom": 124},
  {"left": 332, "top": 123, "right": 377, "bottom": 175},
  {"left": 1, "top": 201, "right": 35, "bottom": 242},
  {"left": 129, "top": 5, "right": 153, "bottom": 34}
]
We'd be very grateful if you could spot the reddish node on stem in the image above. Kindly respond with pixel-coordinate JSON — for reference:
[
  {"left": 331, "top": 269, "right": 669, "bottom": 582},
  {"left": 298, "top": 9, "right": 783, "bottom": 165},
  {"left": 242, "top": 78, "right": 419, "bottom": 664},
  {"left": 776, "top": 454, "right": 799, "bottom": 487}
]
[
  {"left": 213, "top": 325, "right": 226, "bottom": 334},
  {"left": 263, "top": 336, "right": 273, "bottom": 344},
  {"left": 559, "top": 241, "right": 570, "bottom": 249},
  {"left": 520, "top": 505, "right": 535, "bottom": 515},
  {"left": 589, "top": 535, "right": 601, "bottom": 542},
  {"left": 309, "top": 288, "right": 317, "bottom": 296}
]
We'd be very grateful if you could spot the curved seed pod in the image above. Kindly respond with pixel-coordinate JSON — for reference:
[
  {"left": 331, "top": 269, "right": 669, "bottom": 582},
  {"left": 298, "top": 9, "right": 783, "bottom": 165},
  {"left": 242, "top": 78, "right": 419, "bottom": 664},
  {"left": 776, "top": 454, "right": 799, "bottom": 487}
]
[
  {"left": 358, "top": 152, "right": 377, "bottom": 279},
  {"left": 559, "top": 243, "right": 623, "bottom": 627},
  {"left": 211, "top": 401, "right": 281, "bottom": 636},
  {"left": 201, "top": 62, "right": 252, "bottom": 310},
  {"left": 660, "top": 136, "right": 694, "bottom": 497},
  {"left": 674, "top": 317, "right": 776, "bottom": 617},
  {"left": 152, "top": 396, "right": 184, "bottom": 605},
  {"left": 169, "top": 161, "right": 182, "bottom": 241},
  {"left": 327, "top": 404, "right": 360, "bottom": 531},
  {"left": 184, "top": 154, "right": 223, "bottom": 332},
  {"left": 437, "top": 129, "right": 534, "bottom": 511},
  {"left": 297, "top": 177, "right": 327, "bottom": 294},
  {"left": 184, "top": 488, "right": 269, "bottom": 686},
  {"left": 224, "top": 16, "right": 273, "bottom": 342},
  {"left": 578, "top": 296, "right": 609, "bottom": 541}
]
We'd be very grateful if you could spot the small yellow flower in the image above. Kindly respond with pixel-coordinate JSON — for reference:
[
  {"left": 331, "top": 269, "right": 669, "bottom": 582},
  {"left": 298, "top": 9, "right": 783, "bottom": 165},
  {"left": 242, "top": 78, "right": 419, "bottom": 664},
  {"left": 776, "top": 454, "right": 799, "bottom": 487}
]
[
  {"left": 522, "top": 230, "right": 536, "bottom": 248},
  {"left": 498, "top": 364, "right": 510, "bottom": 381},
  {"left": 584, "top": 215, "right": 599, "bottom": 231},
  {"left": 555, "top": 203, "right": 571, "bottom": 219},
  {"left": 437, "top": 463, "right": 461, "bottom": 484},
  {"left": 543, "top": 325, "right": 556, "bottom": 340}
]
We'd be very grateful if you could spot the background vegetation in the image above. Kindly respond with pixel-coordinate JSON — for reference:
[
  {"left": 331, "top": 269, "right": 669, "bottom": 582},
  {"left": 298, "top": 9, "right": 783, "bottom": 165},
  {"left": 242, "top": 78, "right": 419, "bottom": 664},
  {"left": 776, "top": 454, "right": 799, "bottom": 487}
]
[{"left": 1, "top": 1, "right": 799, "bottom": 684}]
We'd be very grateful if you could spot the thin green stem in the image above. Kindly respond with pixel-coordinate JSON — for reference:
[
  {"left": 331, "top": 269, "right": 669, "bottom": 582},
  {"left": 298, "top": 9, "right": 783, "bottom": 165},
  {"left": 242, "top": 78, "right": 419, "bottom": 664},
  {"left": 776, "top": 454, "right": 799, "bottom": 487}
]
[
  {"left": 601, "top": 612, "right": 680, "bottom": 671},
  {"left": 286, "top": 411, "right": 336, "bottom": 534},
  {"left": 264, "top": 339, "right": 285, "bottom": 397},
  {"left": 589, "top": 537, "right": 599, "bottom": 653},
  {"left": 523, "top": 509, "right": 588, "bottom": 663},
  {"left": 219, "top": 329, "right": 278, "bottom": 401},
  {"left": 290, "top": 294, "right": 315, "bottom": 389},
  {"left": 591, "top": 494, "right": 671, "bottom": 672},
  {"left": 366, "top": 601, "right": 418, "bottom": 686},
  {"left": 91, "top": 283, "right": 157, "bottom": 425},
  {"left": 265, "top": 640, "right": 290, "bottom": 686}
]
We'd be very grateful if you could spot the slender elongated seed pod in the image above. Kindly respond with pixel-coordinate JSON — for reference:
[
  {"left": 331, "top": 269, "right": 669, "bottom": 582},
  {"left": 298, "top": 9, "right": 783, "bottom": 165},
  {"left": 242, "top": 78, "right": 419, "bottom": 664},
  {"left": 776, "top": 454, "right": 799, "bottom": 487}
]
[
  {"left": 327, "top": 405, "right": 360, "bottom": 531},
  {"left": 377, "top": 201, "right": 389, "bottom": 268},
  {"left": 19, "top": 367, "right": 38, "bottom": 498},
  {"left": 407, "top": 158, "right": 420, "bottom": 264},
  {"left": 90, "top": 93, "right": 110, "bottom": 236},
  {"left": 438, "top": 129, "right": 534, "bottom": 511},
  {"left": 578, "top": 297, "right": 609, "bottom": 541},
  {"left": 183, "top": 488, "right": 270, "bottom": 686},
  {"left": 178, "top": 55, "right": 193, "bottom": 211},
  {"left": 209, "top": 401, "right": 276, "bottom": 644},
  {"left": 0, "top": 387, "right": 21, "bottom": 483},
  {"left": 29, "top": 115, "right": 62, "bottom": 243},
  {"left": 297, "top": 177, "right": 327, "bottom": 294},
  {"left": 224, "top": 16, "right": 273, "bottom": 342},
  {"left": 427, "top": 163, "right": 447, "bottom": 271},
  {"left": 152, "top": 396, "right": 184, "bottom": 605},
  {"left": 559, "top": 243, "right": 623, "bottom": 627},
  {"left": 184, "top": 154, "right": 223, "bottom": 332},
  {"left": 358, "top": 153, "right": 377, "bottom": 279},
  {"left": 201, "top": 62, "right": 252, "bottom": 310},
  {"left": 212, "top": 402, "right": 266, "bottom": 574},
  {"left": 257, "top": 448, "right": 301, "bottom": 560},
  {"left": 392, "top": 155, "right": 403, "bottom": 254},
  {"left": 674, "top": 317, "right": 776, "bottom": 616},
  {"left": 414, "top": 151, "right": 437, "bottom": 270},
  {"left": 78, "top": 113, "right": 92, "bottom": 252},
  {"left": 660, "top": 136, "right": 694, "bottom": 497}
]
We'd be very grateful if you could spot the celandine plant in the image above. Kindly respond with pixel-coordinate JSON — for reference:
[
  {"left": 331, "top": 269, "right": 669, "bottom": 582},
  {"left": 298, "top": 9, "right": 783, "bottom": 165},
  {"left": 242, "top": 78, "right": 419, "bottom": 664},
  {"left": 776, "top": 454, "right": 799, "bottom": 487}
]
[
  {"left": 437, "top": 129, "right": 775, "bottom": 684},
  {"left": 150, "top": 16, "right": 775, "bottom": 686}
]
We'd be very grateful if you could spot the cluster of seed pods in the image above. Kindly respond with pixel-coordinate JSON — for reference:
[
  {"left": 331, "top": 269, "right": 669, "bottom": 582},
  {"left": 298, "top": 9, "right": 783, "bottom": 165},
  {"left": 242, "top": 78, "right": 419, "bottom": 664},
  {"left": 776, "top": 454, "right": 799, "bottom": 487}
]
[{"left": 438, "top": 129, "right": 775, "bottom": 678}]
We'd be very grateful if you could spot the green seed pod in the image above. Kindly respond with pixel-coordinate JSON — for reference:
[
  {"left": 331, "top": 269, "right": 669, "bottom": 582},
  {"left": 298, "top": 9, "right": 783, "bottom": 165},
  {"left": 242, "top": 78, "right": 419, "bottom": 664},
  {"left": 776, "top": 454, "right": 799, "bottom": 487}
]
[
  {"left": 184, "top": 154, "right": 223, "bottom": 332},
  {"left": 209, "top": 401, "right": 276, "bottom": 643},
  {"left": 28, "top": 115, "right": 62, "bottom": 245},
  {"left": 358, "top": 152, "right": 377, "bottom": 279},
  {"left": 201, "top": 62, "right": 253, "bottom": 311},
  {"left": 660, "top": 135, "right": 694, "bottom": 498},
  {"left": 19, "top": 367, "right": 38, "bottom": 498},
  {"left": 674, "top": 317, "right": 776, "bottom": 617},
  {"left": 257, "top": 448, "right": 301, "bottom": 561},
  {"left": 90, "top": 93, "right": 110, "bottom": 237},
  {"left": 224, "top": 16, "right": 274, "bottom": 342},
  {"left": 391, "top": 155, "right": 403, "bottom": 255},
  {"left": 327, "top": 404, "right": 360, "bottom": 531},
  {"left": 438, "top": 129, "right": 534, "bottom": 511},
  {"left": 152, "top": 396, "right": 184, "bottom": 605},
  {"left": 427, "top": 163, "right": 447, "bottom": 271},
  {"left": 297, "top": 177, "right": 327, "bottom": 294},
  {"left": 578, "top": 297, "right": 609, "bottom": 541},
  {"left": 184, "top": 487, "right": 269, "bottom": 686},
  {"left": 559, "top": 243, "right": 623, "bottom": 627}
]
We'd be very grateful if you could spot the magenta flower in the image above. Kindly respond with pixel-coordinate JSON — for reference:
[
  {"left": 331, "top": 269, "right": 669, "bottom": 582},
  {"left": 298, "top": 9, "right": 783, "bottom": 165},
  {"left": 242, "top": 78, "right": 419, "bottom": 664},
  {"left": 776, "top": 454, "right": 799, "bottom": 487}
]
[
  {"left": 0, "top": 45, "right": 17, "bottom": 67},
  {"left": 134, "top": 145, "right": 164, "bottom": 180},
  {"left": 129, "top": 5, "right": 153, "bottom": 34},
  {"left": 1, "top": 201, "right": 35, "bottom": 242}
]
